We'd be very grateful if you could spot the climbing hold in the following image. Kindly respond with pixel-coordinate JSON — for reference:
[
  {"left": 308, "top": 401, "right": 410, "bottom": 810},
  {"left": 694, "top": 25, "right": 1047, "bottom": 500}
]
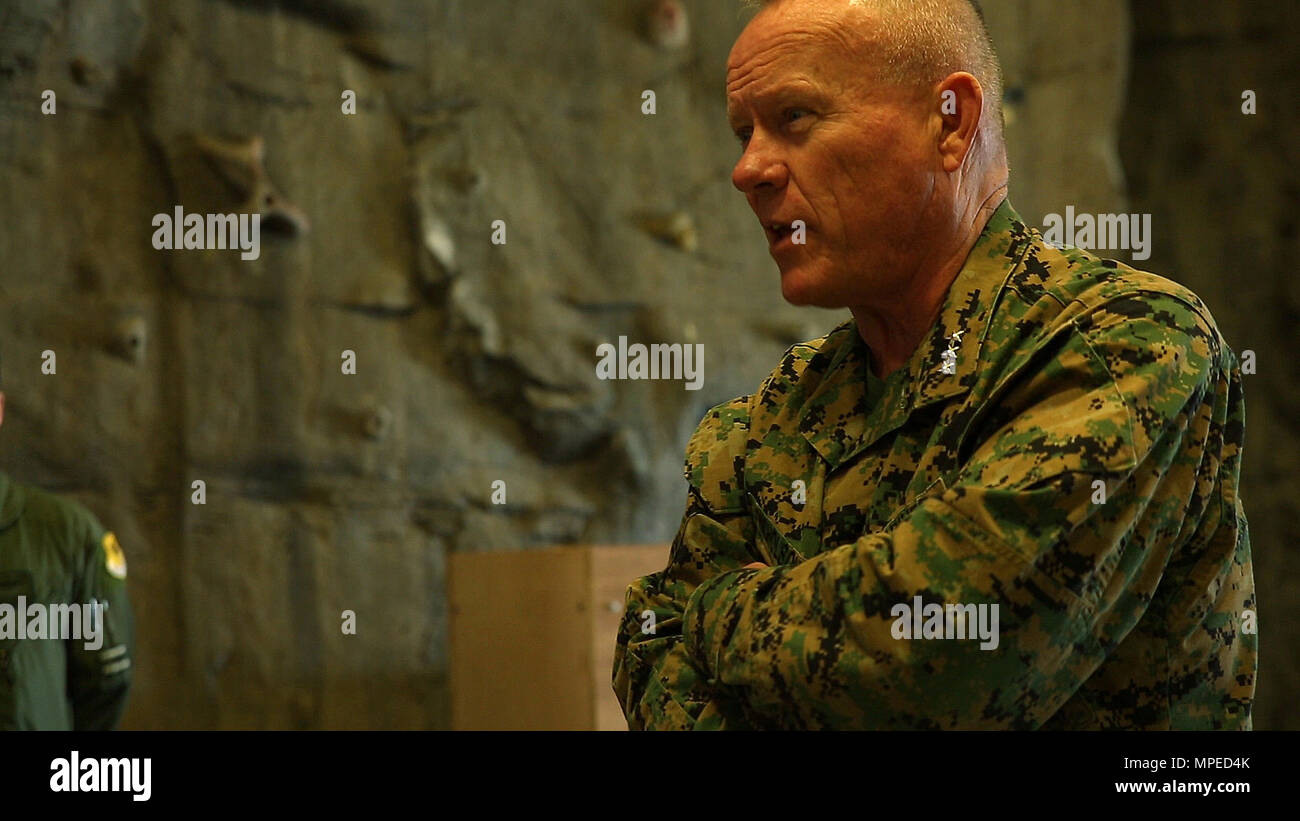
[
  {"left": 114, "top": 314, "right": 147, "bottom": 364},
  {"left": 645, "top": 0, "right": 690, "bottom": 51},
  {"left": 637, "top": 210, "right": 697, "bottom": 253},
  {"left": 422, "top": 212, "right": 457, "bottom": 276},
  {"left": 194, "top": 134, "right": 311, "bottom": 236},
  {"left": 364, "top": 404, "right": 392, "bottom": 440}
]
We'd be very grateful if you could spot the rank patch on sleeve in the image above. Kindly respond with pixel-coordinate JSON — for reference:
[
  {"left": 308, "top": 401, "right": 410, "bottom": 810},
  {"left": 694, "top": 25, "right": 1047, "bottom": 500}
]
[{"left": 103, "top": 532, "right": 127, "bottom": 579}]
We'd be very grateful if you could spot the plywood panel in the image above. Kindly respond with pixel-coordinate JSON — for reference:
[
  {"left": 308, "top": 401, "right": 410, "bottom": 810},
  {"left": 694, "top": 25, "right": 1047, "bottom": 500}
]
[{"left": 449, "top": 548, "right": 590, "bottom": 730}]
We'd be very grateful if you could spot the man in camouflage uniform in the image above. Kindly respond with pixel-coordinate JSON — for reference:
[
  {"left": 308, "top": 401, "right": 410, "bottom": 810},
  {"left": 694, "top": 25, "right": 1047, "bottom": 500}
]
[
  {"left": 613, "top": 0, "right": 1255, "bottom": 729},
  {"left": 0, "top": 359, "right": 135, "bottom": 730}
]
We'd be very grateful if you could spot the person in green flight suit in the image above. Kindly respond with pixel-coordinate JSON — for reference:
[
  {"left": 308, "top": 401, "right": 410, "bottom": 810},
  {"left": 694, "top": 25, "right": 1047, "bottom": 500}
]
[{"left": 0, "top": 351, "right": 134, "bottom": 730}]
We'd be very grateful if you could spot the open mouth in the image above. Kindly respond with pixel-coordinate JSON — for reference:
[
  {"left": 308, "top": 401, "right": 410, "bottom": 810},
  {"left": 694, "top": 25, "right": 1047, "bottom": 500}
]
[{"left": 768, "top": 223, "right": 793, "bottom": 244}]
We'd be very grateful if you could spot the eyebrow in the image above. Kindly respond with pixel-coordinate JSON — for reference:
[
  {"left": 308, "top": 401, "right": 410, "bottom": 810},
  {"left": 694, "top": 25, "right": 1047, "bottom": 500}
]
[{"left": 726, "top": 81, "right": 823, "bottom": 127}]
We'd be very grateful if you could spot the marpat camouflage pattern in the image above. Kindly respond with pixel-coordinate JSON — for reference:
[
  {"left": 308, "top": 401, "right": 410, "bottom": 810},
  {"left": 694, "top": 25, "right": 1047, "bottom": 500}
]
[{"left": 613, "top": 199, "right": 1256, "bottom": 730}]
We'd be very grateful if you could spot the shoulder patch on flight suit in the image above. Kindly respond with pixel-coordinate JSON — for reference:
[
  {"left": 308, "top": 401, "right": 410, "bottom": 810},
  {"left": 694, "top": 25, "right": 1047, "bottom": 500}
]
[{"left": 102, "top": 532, "right": 127, "bottom": 580}]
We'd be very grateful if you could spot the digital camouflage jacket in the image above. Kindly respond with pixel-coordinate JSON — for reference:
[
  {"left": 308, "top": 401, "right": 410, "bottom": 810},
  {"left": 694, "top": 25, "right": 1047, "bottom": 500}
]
[{"left": 613, "top": 199, "right": 1256, "bottom": 730}]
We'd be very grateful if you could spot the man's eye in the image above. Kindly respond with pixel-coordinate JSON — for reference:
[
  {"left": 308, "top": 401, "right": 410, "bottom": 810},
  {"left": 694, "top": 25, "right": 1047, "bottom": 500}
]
[
  {"left": 735, "top": 128, "right": 752, "bottom": 146},
  {"left": 785, "top": 108, "right": 810, "bottom": 124}
]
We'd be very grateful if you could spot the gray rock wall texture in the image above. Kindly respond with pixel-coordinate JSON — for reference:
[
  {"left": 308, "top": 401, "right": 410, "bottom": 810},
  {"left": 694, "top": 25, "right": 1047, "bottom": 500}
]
[{"left": 0, "top": 0, "right": 1288, "bottom": 728}]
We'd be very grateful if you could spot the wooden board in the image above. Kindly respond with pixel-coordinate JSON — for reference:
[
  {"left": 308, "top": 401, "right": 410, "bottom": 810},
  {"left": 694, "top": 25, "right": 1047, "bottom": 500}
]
[
  {"left": 449, "top": 548, "right": 590, "bottom": 730},
  {"left": 449, "top": 545, "right": 669, "bottom": 731}
]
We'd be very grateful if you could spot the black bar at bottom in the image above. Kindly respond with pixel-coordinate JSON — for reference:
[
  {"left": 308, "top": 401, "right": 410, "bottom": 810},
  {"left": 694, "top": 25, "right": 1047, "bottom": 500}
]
[{"left": 0, "top": 730, "right": 1281, "bottom": 808}]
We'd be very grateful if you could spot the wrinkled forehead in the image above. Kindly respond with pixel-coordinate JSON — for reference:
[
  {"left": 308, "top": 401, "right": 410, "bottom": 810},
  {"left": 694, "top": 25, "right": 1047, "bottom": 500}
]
[{"left": 726, "top": 3, "right": 879, "bottom": 98}]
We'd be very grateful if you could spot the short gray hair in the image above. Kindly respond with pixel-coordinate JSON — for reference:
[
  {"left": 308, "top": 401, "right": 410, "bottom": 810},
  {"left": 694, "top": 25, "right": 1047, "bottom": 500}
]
[{"left": 742, "top": 0, "right": 1005, "bottom": 143}]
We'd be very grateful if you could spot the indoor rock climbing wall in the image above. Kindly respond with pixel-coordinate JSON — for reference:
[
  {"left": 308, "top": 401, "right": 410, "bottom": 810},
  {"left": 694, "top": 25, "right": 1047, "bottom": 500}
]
[{"left": 0, "top": 0, "right": 1137, "bottom": 728}]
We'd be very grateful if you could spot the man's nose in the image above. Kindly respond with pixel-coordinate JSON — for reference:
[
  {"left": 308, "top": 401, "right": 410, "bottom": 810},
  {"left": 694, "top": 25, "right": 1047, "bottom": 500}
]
[{"left": 732, "top": 134, "right": 788, "bottom": 194}]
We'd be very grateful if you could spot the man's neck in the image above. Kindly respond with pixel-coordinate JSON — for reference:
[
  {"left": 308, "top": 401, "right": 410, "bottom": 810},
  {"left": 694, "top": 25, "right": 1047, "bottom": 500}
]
[{"left": 852, "top": 187, "right": 1007, "bottom": 379}]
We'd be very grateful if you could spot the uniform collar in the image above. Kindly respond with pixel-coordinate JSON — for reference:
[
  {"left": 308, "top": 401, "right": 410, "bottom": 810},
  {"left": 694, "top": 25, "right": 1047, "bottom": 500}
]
[
  {"left": 799, "top": 199, "right": 1034, "bottom": 469},
  {"left": 0, "top": 470, "right": 23, "bottom": 530}
]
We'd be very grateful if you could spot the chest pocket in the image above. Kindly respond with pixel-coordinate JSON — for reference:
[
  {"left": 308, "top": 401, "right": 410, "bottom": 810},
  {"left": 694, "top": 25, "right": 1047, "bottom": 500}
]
[
  {"left": 747, "top": 494, "right": 807, "bottom": 566},
  {"left": 881, "top": 476, "right": 949, "bottom": 532},
  {"left": 0, "top": 569, "right": 34, "bottom": 730}
]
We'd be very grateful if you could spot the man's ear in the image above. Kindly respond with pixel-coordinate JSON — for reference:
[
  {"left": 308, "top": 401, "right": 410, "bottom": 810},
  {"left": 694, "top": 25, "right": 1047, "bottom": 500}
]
[
  {"left": 0, "top": 391, "right": 6, "bottom": 428},
  {"left": 935, "top": 72, "right": 984, "bottom": 173}
]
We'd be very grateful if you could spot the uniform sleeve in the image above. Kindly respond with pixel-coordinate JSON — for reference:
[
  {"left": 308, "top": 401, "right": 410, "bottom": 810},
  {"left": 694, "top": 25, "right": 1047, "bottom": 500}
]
[
  {"left": 66, "top": 518, "right": 135, "bottom": 730},
  {"left": 612, "top": 396, "right": 770, "bottom": 730},
  {"left": 680, "top": 293, "right": 1244, "bottom": 729}
]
